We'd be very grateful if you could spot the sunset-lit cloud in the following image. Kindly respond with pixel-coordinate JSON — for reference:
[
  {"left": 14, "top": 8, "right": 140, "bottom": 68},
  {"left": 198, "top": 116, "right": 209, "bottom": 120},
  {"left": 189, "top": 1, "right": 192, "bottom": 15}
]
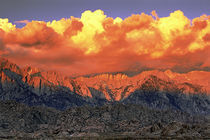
[
  {"left": 15, "top": 20, "right": 30, "bottom": 24},
  {"left": 0, "top": 10, "right": 210, "bottom": 76},
  {"left": 0, "top": 18, "right": 16, "bottom": 32}
]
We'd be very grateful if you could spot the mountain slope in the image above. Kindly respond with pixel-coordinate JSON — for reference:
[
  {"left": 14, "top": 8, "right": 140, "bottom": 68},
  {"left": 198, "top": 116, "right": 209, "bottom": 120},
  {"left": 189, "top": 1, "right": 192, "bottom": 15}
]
[
  {"left": 0, "top": 58, "right": 97, "bottom": 110},
  {"left": 122, "top": 75, "right": 210, "bottom": 114}
]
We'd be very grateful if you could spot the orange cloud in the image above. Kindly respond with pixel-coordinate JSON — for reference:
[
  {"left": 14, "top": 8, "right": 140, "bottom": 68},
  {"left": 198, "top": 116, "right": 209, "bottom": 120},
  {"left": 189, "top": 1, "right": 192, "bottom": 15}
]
[
  {"left": 3, "top": 21, "right": 61, "bottom": 49},
  {"left": 15, "top": 20, "right": 30, "bottom": 24},
  {"left": 0, "top": 18, "right": 16, "bottom": 32},
  {"left": 0, "top": 10, "right": 210, "bottom": 76}
]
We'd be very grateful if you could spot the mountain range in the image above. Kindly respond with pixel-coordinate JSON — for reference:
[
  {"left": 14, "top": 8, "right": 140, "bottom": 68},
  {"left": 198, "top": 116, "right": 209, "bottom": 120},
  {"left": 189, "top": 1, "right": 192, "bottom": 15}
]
[{"left": 0, "top": 58, "right": 209, "bottom": 114}]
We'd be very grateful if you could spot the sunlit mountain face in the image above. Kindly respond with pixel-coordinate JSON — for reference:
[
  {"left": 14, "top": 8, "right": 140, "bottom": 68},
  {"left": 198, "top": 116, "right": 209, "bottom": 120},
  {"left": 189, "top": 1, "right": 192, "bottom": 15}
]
[
  {"left": 0, "top": 58, "right": 210, "bottom": 114},
  {"left": 0, "top": 10, "right": 210, "bottom": 76}
]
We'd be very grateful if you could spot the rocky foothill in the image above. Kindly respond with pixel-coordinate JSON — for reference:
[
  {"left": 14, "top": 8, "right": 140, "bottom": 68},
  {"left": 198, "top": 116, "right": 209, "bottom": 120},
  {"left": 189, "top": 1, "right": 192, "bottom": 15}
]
[{"left": 0, "top": 101, "right": 209, "bottom": 139}]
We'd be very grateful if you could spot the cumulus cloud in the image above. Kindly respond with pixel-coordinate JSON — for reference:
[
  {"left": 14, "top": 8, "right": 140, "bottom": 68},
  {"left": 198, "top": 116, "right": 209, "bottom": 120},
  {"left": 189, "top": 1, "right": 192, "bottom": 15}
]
[
  {"left": 0, "top": 10, "right": 210, "bottom": 76},
  {"left": 4, "top": 21, "right": 61, "bottom": 48},
  {"left": 0, "top": 18, "right": 16, "bottom": 32}
]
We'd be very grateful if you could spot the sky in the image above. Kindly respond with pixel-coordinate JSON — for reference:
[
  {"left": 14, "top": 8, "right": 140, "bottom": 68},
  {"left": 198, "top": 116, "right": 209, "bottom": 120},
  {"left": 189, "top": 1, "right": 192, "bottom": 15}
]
[
  {"left": 0, "top": 0, "right": 209, "bottom": 25},
  {"left": 0, "top": 0, "right": 210, "bottom": 76}
]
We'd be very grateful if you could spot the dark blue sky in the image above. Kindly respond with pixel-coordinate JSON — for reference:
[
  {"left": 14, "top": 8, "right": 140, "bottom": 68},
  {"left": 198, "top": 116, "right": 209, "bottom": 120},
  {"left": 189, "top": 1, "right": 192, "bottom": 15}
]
[{"left": 0, "top": 0, "right": 209, "bottom": 24}]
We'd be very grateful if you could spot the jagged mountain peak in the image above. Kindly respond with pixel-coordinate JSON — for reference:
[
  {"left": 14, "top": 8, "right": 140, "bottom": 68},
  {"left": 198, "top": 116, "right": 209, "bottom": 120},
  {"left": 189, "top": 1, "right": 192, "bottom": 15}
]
[
  {"left": 22, "top": 66, "right": 41, "bottom": 75},
  {"left": 93, "top": 73, "right": 128, "bottom": 80},
  {"left": 134, "top": 70, "right": 171, "bottom": 81},
  {"left": 0, "top": 58, "right": 21, "bottom": 73},
  {"left": 77, "top": 72, "right": 128, "bottom": 81},
  {"left": 164, "top": 69, "right": 177, "bottom": 78}
]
